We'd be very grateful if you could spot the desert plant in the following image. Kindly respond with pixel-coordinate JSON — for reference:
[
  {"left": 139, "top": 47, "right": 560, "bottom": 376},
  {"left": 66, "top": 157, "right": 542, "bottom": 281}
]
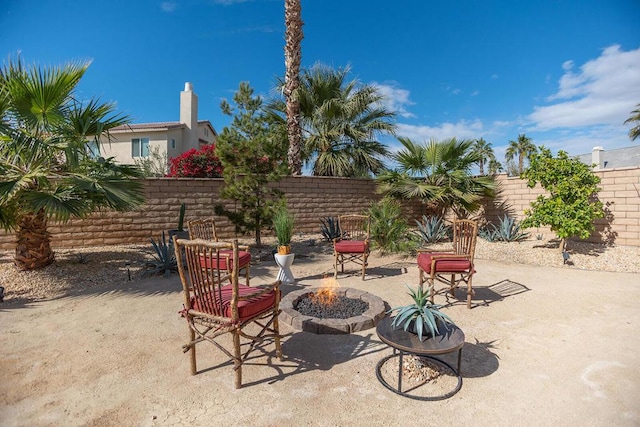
[
  {"left": 143, "top": 231, "right": 177, "bottom": 277},
  {"left": 388, "top": 285, "right": 455, "bottom": 341},
  {"left": 273, "top": 204, "right": 295, "bottom": 254},
  {"left": 479, "top": 215, "right": 529, "bottom": 242},
  {"left": 368, "top": 197, "right": 414, "bottom": 254},
  {"left": 177, "top": 203, "right": 186, "bottom": 232},
  {"left": 320, "top": 217, "right": 341, "bottom": 241},
  {"left": 414, "top": 215, "right": 451, "bottom": 244}
]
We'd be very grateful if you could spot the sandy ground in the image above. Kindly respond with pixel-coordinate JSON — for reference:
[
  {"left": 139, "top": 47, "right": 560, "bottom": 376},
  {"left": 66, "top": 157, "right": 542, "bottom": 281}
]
[{"left": 1, "top": 247, "right": 639, "bottom": 426}]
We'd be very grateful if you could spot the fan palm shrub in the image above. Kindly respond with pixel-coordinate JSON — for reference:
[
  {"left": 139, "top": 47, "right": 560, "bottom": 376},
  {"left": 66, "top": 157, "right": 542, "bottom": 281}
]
[{"left": 0, "top": 58, "right": 144, "bottom": 270}]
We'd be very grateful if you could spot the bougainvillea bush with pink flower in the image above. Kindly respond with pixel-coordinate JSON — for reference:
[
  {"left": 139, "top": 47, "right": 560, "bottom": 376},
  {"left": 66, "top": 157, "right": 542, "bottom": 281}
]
[{"left": 167, "top": 144, "right": 223, "bottom": 178}]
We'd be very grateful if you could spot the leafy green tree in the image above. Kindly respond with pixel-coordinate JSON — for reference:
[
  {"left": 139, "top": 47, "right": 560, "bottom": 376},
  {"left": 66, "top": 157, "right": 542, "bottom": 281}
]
[
  {"left": 521, "top": 147, "right": 604, "bottom": 252},
  {"left": 505, "top": 133, "right": 537, "bottom": 175},
  {"left": 624, "top": 103, "right": 640, "bottom": 141},
  {"left": 269, "top": 64, "right": 396, "bottom": 177},
  {"left": 0, "top": 58, "right": 144, "bottom": 270},
  {"left": 471, "top": 137, "right": 497, "bottom": 175},
  {"left": 377, "top": 137, "right": 496, "bottom": 218},
  {"left": 214, "top": 82, "right": 288, "bottom": 246}
]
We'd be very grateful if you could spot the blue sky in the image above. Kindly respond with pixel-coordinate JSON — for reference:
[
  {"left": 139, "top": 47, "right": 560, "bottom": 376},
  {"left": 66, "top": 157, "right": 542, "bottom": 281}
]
[{"left": 2, "top": 0, "right": 640, "bottom": 166}]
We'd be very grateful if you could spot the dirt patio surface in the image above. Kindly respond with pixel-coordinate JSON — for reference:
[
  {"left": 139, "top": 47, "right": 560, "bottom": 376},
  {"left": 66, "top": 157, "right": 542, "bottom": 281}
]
[{"left": 1, "top": 248, "right": 639, "bottom": 427}]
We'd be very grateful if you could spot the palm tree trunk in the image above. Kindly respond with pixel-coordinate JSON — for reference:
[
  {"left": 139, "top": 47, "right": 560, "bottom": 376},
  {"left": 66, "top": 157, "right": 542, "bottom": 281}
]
[
  {"left": 284, "top": 0, "right": 304, "bottom": 175},
  {"left": 15, "top": 209, "right": 55, "bottom": 271}
]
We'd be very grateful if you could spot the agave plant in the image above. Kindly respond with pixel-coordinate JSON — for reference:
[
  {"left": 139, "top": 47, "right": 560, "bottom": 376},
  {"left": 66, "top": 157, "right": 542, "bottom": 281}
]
[
  {"left": 414, "top": 215, "right": 451, "bottom": 244},
  {"left": 143, "top": 231, "right": 178, "bottom": 277},
  {"left": 388, "top": 285, "right": 455, "bottom": 341},
  {"left": 320, "top": 217, "right": 341, "bottom": 241},
  {"left": 480, "top": 215, "right": 529, "bottom": 242}
]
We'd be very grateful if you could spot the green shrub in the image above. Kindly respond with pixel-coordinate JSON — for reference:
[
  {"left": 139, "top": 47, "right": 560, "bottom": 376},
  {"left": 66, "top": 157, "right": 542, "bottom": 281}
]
[{"left": 368, "top": 198, "right": 416, "bottom": 254}]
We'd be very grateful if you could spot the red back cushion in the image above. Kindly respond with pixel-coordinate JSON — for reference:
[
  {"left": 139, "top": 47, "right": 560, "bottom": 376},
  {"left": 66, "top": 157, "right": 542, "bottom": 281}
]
[{"left": 199, "top": 250, "right": 251, "bottom": 271}]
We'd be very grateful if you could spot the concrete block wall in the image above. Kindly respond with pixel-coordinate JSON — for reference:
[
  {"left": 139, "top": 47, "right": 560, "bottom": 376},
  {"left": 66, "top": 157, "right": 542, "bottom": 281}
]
[{"left": 0, "top": 168, "right": 638, "bottom": 250}]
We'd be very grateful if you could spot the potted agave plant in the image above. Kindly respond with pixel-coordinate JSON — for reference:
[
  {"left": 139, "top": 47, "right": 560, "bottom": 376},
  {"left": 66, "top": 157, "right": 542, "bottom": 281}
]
[{"left": 388, "top": 285, "right": 455, "bottom": 341}]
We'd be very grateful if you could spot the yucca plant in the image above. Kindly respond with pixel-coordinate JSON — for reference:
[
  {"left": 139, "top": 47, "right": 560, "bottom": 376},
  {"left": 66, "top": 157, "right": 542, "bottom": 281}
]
[
  {"left": 320, "top": 216, "right": 341, "bottom": 241},
  {"left": 388, "top": 285, "right": 455, "bottom": 341},
  {"left": 143, "top": 231, "right": 178, "bottom": 277},
  {"left": 414, "top": 215, "right": 451, "bottom": 244}
]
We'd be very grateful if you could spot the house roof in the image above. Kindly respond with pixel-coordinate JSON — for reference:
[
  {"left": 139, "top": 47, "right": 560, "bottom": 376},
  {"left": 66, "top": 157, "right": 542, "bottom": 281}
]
[
  {"left": 576, "top": 145, "right": 640, "bottom": 169},
  {"left": 110, "top": 120, "right": 217, "bottom": 135}
]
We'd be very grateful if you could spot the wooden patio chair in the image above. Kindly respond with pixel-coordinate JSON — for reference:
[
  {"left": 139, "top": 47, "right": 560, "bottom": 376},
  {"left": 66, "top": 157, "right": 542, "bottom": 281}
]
[
  {"left": 188, "top": 218, "right": 251, "bottom": 285},
  {"left": 333, "top": 214, "right": 371, "bottom": 280},
  {"left": 417, "top": 219, "right": 478, "bottom": 309},
  {"left": 174, "top": 238, "right": 282, "bottom": 389}
]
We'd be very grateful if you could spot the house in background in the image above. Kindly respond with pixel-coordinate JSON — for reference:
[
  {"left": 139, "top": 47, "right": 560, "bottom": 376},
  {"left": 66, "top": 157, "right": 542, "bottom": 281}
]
[
  {"left": 100, "top": 82, "right": 217, "bottom": 166},
  {"left": 577, "top": 145, "right": 640, "bottom": 170}
]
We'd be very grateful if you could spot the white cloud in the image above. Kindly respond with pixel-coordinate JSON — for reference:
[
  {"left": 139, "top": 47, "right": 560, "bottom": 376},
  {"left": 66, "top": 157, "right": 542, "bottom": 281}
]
[
  {"left": 396, "top": 119, "right": 484, "bottom": 141},
  {"left": 371, "top": 82, "right": 415, "bottom": 118},
  {"left": 160, "top": 1, "right": 176, "bottom": 12},
  {"left": 528, "top": 45, "right": 640, "bottom": 130}
]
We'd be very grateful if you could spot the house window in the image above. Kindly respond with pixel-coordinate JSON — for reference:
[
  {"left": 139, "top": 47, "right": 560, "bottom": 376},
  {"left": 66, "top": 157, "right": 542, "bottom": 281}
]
[
  {"left": 170, "top": 138, "right": 176, "bottom": 149},
  {"left": 204, "top": 128, "right": 209, "bottom": 136},
  {"left": 86, "top": 140, "right": 100, "bottom": 158},
  {"left": 132, "top": 137, "right": 150, "bottom": 157}
]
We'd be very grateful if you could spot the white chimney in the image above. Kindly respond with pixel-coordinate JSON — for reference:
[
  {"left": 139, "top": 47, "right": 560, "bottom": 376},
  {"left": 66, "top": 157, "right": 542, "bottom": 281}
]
[
  {"left": 180, "top": 82, "right": 198, "bottom": 150},
  {"left": 592, "top": 146, "right": 604, "bottom": 170}
]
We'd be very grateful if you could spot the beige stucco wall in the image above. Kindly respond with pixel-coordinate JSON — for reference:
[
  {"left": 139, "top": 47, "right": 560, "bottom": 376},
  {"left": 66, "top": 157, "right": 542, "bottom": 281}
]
[{"left": 0, "top": 168, "right": 638, "bottom": 250}]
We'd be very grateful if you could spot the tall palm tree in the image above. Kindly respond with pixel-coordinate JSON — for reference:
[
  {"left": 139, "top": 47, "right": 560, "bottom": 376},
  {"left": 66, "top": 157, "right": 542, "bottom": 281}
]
[
  {"left": 624, "top": 103, "right": 640, "bottom": 141},
  {"left": 377, "top": 137, "right": 496, "bottom": 218},
  {"left": 0, "top": 58, "right": 144, "bottom": 270},
  {"left": 284, "top": 0, "right": 304, "bottom": 175},
  {"left": 471, "top": 137, "right": 496, "bottom": 175},
  {"left": 505, "top": 134, "right": 537, "bottom": 175},
  {"left": 268, "top": 64, "right": 396, "bottom": 177}
]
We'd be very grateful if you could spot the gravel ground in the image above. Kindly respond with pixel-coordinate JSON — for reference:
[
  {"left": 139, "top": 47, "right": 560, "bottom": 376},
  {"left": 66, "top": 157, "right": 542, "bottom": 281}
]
[{"left": 1, "top": 235, "right": 639, "bottom": 305}]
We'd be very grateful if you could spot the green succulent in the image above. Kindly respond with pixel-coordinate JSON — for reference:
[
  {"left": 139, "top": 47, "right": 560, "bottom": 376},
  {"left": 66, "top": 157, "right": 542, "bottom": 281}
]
[{"left": 388, "top": 285, "right": 455, "bottom": 341}]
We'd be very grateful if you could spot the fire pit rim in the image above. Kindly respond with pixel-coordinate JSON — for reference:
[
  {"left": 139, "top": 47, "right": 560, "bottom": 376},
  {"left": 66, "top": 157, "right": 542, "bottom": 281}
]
[{"left": 279, "top": 287, "right": 387, "bottom": 334}]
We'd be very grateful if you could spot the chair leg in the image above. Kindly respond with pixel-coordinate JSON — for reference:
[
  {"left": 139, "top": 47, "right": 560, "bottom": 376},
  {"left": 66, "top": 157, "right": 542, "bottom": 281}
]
[
  {"left": 273, "top": 311, "right": 282, "bottom": 360},
  {"left": 450, "top": 274, "right": 456, "bottom": 297},
  {"left": 188, "top": 328, "right": 197, "bottom": 375},
  {"left": 428, "top": 274, "right": 436, "bottom": 304},
  {"left": 244, "top": 265, "right": 250, "bottom": 286},
  {"left": 334, "top": 253, "right": 338, "bottom": 279},
  {"left": 466, "top": 275, "right": 474, "bottom": 309},
  {"left": 233, "top": 329, "right": 242, "bottom": 389}
]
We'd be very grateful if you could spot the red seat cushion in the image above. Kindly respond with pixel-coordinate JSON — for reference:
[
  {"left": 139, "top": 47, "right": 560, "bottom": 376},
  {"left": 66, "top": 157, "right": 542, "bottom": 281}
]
[
  {"left": 199, "top": 250, "right": 251, "bottom": 271},
  {"left": 335, "top": 240, "right": 369, "bottom": 253},
  {"left": 417, "top": 252, "right": 472, "bottom": 273},
  {"left": 191, "top": 284, "right": 277, "bottom": 321}
]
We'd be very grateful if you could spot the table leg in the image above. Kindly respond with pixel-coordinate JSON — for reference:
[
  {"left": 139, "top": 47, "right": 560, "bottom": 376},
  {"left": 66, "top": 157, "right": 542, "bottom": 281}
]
[
  {"left": 398, "top": 352, "right": 403, "bottom": 392},
  {"left": 457, "top": 348, "right": 462, "bottom": 374}
]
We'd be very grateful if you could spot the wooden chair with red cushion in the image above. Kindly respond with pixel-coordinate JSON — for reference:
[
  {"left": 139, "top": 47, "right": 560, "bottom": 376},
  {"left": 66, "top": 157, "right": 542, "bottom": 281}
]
[
  {"left": 174, "top": 238, "right": 282, "bottom": 389},
  {"left": 188, "top": 218, "right": 251, "bottom": 285},
  {"left": 333, "top": 214, "right": 371, "bottom": 280},
  {"left": 417, "top": 219, "right": 478, "bottom": 309}
]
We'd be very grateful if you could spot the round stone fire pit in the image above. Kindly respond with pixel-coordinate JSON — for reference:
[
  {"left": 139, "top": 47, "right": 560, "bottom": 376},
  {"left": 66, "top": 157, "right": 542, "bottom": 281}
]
[{"left": 280, "top": 287, "right": 387, "bottom": 334}]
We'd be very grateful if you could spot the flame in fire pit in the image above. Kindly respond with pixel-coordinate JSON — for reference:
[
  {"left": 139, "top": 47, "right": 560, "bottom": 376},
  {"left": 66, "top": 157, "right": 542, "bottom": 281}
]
[{"left": 310, "top": 277, "right": 339, "bottom": 305}]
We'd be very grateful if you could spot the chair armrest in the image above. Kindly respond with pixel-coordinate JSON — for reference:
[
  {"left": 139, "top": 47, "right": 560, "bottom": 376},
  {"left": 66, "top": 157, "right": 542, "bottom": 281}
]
[
  {"left": 238, "top": 244, "right": 250, "bottom": 251},
  {"left": 417, "top": 248, "right": 454, "bottom": 254}
]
